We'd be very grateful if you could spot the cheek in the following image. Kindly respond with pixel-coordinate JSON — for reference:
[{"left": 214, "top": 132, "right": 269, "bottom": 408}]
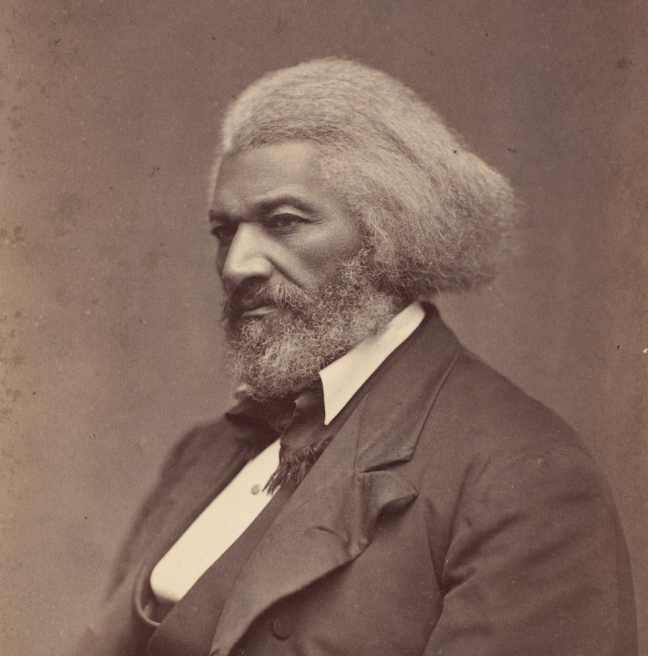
[
  {"left": 316, "top": 219, "right": 364, "bottom": 261},
  {"left": 272, "top": 217, "right": 364, "bottom": 289},
  {"left": 296, "top": 242, "right": 361, "bottom": 288}
]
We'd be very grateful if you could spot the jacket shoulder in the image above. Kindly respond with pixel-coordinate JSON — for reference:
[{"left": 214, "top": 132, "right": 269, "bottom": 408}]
[
  {"left": 433, "top": 346, "right": 590, "bottom": 457},
  {"left": 413, "top": 344, "right": 620, "bottom": 554}
]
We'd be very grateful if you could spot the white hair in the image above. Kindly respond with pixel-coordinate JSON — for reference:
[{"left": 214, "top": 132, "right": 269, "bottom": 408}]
[{"left": 211, "top": 58, "right": 517, "bottom": 298}]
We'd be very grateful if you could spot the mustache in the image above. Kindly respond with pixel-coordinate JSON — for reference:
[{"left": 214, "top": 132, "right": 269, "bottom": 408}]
[{"left": 223, "top": 281, "right": 310, "bottom": 321}]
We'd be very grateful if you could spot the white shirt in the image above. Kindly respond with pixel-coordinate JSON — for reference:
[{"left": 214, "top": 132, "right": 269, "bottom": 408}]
[{"left": 150, "top": 301, "right": 425, "bottom": 604}]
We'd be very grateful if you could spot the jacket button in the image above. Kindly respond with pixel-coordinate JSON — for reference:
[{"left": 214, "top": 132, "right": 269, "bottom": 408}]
[{"left": 271, "top": 615, "right": 294, "bottom": 640}]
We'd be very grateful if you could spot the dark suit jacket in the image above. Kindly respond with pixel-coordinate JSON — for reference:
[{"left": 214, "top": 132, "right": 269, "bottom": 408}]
[{"left": 77, "top": 306, "right": 637, "bottom": 656}]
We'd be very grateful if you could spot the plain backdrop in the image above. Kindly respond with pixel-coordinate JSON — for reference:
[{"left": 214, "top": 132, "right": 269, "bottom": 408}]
[{"left": 1, "top": 0, "right": 646, "bottom": 654}]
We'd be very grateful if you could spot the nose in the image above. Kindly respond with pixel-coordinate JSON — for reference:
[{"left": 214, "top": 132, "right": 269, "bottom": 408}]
[{"left": 219, "top": 223, "right": 273, "bottom": 287}]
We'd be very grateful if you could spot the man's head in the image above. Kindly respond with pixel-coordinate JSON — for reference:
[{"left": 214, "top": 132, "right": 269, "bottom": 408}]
[{"left": 209, "top": 58, "right": 516, "bottom": 399}]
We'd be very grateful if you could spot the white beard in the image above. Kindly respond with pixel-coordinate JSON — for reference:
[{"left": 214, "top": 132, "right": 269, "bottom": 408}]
[{"left": 223, "top": 251, "right": 401, "bottom": 401}]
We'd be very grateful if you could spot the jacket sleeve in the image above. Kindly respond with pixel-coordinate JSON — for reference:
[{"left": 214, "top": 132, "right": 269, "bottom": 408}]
[{"left": 423, "top": 445, "right": 637, "bottom": 656}]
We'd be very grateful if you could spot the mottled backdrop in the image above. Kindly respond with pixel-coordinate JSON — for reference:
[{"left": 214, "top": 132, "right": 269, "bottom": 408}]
[{"left": 1, "top": 0, "right": 646, "bottom": 654}]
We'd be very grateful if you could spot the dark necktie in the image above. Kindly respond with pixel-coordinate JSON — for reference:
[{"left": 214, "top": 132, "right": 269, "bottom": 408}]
[{"left": 224, "top": 382, "right": 331, "bottom": 493}]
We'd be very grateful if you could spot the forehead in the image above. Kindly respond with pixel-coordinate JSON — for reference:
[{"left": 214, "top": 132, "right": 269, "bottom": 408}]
[{"left": 211, "top": 141, "right": 338, "bottom": 214}]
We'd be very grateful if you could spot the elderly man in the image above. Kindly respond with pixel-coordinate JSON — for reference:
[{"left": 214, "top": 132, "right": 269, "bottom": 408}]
[{"left": 77, "top": 59, "right": 637, "bottom": 656}]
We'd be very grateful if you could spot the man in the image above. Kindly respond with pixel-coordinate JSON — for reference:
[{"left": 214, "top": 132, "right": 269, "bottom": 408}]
[{"left": 77, "top": 58, "right": 637, "bottom": 656}]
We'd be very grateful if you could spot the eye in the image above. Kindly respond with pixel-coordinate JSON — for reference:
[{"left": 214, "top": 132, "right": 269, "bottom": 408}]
[
  {"left": 265, "top": 213, "right": 304, "bottom": 231},
  {"left": 211, "top": 223, "right": 237, "bottom": 243}
]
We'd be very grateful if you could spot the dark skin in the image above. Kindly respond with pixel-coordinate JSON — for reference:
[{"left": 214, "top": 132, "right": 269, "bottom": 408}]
[{"left": 209, "top": 141, "right": 367, "bottom": 320}]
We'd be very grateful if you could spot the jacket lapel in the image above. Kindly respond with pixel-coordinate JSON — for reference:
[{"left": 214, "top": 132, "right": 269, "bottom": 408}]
[{"left": 210, "top": 306, "right": 460, "bottom": 656}]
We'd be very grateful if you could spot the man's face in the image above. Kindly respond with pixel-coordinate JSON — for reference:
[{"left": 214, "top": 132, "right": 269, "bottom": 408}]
[
  {"left": 209, "top": 141, "right": 400, "bottom": 399},
  {"left": 210, "top": 141, "right": 364, "bottom": 319}
]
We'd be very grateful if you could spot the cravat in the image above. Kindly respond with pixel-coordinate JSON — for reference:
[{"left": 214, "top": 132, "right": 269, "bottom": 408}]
[{"left": 224, "top": 382, "right": 331, "bottom": 493}]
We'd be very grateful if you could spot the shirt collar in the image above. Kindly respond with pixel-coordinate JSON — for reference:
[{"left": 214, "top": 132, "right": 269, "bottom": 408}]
[{"left": 318, "top": 301, "right": 425, "bottom": 425}]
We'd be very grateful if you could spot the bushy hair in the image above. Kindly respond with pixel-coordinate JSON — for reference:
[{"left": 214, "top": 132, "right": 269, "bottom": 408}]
[{"left": 212, "top": 58, "right": 517, "bottom": 298}]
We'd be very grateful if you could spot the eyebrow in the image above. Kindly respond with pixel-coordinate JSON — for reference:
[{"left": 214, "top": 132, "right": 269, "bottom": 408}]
[{"left": 208, "top": 194, "right": 315, "bottom": 223}]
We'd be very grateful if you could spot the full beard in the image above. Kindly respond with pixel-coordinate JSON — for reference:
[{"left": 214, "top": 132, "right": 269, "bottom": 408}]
[{"left": 222, "top": 250, "right": 402, "bottom": 401}]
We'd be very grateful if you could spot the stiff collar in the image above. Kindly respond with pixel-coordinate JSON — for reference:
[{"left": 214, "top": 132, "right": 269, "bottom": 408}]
[{"left": 319, "top": 301, "right": 425, "bottom": 425}]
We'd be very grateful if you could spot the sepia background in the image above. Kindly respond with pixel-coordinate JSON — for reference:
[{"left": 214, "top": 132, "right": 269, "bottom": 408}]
[{"left": 1, "top": 0, "right": 646, "bottom": 654}]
